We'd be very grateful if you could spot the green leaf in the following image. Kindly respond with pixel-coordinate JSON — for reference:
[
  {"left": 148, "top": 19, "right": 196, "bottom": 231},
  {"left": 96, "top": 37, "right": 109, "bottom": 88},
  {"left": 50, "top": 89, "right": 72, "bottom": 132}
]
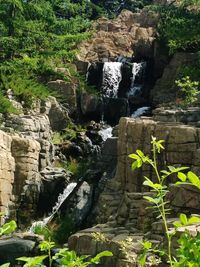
[
  {"left": 143, "top": 196, "right": 160, "bottom": 204},
  {"left": 128, "top": 153, "right": 139, "bottom": 160},
  {"left": 91, "top": 251, "right": 113, "bottom": 264},
  {"left": 17, "top": 255, "right": 48, "bottom": 267},
  {"left": 187, "top": 171, "right": 200, "bottom": 189},
  {"left": 0, "top": 263, "right": 10, "bottom": 267},
  {"left": 0, "top": 220, "right": 17, "bottom": 236},
  {"left": 177, "top": 172, "right": 187, "bottom": 182},
  {"left": 136, "top": 150, "right": 144, "bottom": 157},
  {"left": 143, "top": 240, "right": 152, "bottom": 250},
  {"left": 188, "top": 216, "right": 200, "bottom": 225},
  {"left": 131, "top": 161, "right": 138, "bottom": 171},
  {"left": 173, "top": 221, "right": 182, "bottom": 228},
  {"left": 161, "top": 170, "right": 170, "bottom": 175},
  {"left": 180, "top": 213, "right": 188, "bottom": 225},
  {"left": 143, "top": 177, "right": 162, "bottom": 190}
]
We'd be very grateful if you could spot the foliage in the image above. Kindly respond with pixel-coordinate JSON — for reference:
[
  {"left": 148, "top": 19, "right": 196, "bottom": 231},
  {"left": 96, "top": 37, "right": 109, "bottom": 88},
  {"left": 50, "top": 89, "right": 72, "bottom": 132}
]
[
  {"left": 17, "top": 239, "right": 113, "bottom": 267},
  {"left": 154, "top": 1, "right": 200, "bottom": 54},
  {"left": 31, "top": 224, "right": 53, "bottom": 242},
  {"left": 90, "top": 0, "right": 153, "bottom": 17},
  {"left": 175, "top": 76, "right": 199, "bottom": 106},
  {"left": 129, "top": 136, "right": 200, "bottom": 266},
  {"left": 173, "top": 232, "right": 200, "bottom": 267},
  {"left": 51, "top": 213, "right": 75, "bottom": 245},
  {"left": 0, "top": 219, "right": 17, "bottom": 237}
]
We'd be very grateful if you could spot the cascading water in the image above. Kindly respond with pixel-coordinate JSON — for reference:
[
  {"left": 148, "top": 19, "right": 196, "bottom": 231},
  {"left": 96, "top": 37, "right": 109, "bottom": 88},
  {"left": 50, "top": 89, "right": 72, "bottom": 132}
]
[
  {"left": 98, "top": 126, "right": 113, "bottom": 141},
  {"left": 29, "top": 182, "right": 77, "bottom": 231},
  {"left": 131, "top": 106, "right": 150, "bottom": 118},
  {"left": 127, "top": 62, "right": 147, "bottom": 97},
  {"left": 101, "top": 62, "right": 122, "bottom": 98}
]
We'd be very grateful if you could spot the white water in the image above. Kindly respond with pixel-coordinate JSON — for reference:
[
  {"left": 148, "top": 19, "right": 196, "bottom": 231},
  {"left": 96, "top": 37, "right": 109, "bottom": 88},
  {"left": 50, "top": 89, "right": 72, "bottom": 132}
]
[
  {"left": 131, "top": 107, "right": 150, "bottom": 118},
  {"left": 128, "top": 62, "right": 146, "bottom": 97},
  {"left": 98, "top": 127, "right": 113, "bottom": 141},
  {"left": 102, "top": 62, "right": 122, "bottom": 98},
  {"left": 29, "top": 182, "right": 77, "bottom": 231}
]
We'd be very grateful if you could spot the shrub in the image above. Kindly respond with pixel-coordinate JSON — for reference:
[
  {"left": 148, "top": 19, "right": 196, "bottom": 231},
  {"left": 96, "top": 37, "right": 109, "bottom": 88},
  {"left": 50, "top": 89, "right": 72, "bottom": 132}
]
[{"left": 175, "top": 76, "right": 199, "bottom": 106}]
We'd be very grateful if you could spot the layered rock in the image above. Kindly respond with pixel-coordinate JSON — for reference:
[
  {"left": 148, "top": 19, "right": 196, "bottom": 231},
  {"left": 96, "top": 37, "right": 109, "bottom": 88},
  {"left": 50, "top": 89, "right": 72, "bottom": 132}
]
[
  {"left": 0, "top": 131, "right": 15, "bottom": 218},
  {"left": 77, "top": 9, "right": 158, "bottom": 62},
  {"left": 0, "top": 97, "right": 70, "bottom": 224},
  {"left": 69, "top": 117, "right": 200, "bottom": 267}
]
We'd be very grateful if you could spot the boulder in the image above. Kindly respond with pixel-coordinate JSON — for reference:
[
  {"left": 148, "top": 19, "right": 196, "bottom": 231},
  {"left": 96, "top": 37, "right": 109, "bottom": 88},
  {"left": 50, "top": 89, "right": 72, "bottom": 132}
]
[
  {"left": 0, "top": 237, "right": 36, "bottom": 265},
  {"left": 80, "top": 92, "right": 103, "bottom": 121},
  {"left": 47, "top": 80, "right": 77, "bottom": 113}
]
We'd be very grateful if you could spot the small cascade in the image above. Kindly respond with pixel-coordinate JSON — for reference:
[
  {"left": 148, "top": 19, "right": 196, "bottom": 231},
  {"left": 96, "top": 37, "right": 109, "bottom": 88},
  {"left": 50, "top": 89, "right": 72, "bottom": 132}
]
[
  {"left": 98, "top": 126, "right": 113, "bottom": 141},
  {"left": 30, "top": 182, "right": 77, "bottom": 231},
  {"left": 101, "top": 62, "right": 122, "bottom": 98},
  {"left": 131, "top": 106, "right": 150, "bottom": 118},
  {"left": 128, "top": 62, "right": 146, "bottom": 97}
]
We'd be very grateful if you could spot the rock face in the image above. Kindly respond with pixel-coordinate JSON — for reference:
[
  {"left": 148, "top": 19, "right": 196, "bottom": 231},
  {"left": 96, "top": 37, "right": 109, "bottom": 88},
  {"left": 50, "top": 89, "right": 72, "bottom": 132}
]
[
  {"left": 77, "top": 9, "right": 158, "bottom": 62},
  {"left": 0, "top": 131, "right": 15, "bottom": 218},
  {"left": 0, "top": 97, "right": 69, "bottom": 225},
  {"left": 69, "top": 117, "right": 200, "bottom": 267},
  {"left": 151, "top": 53, "right": 197, "bottom": 106}
]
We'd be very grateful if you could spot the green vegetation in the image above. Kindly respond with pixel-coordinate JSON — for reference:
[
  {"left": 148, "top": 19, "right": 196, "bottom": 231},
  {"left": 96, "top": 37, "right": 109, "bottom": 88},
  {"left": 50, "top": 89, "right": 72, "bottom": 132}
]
[
  {"left": 17, "top": 240, "right": 112, "bottom": 267},
  {"left": 175, "top": 76, "right": 199, "bottom": 106},
  {"left": 129, "top": 137, "right": 200, "bottom": 266},
  {"left": 0, "top": 217, "right": 112, "bottom": 266},
  {"left": 154, "top": 0, "right": 200, "bottom": 54}
]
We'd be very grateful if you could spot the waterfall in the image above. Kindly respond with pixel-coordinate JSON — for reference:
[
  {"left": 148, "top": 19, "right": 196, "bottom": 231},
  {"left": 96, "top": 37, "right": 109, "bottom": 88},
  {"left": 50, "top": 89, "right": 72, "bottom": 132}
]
[
  {"left": 131, "top": 107, "right": 150, "bottom": 118},
  {"left": 127, "top": 62, "right": 146, "bottom": 97},
  {"left": 29, "top": 182, "right": 77, "bottom": 231},
  {"left": 102, "top": 62, "right": 122, "bottom": 98},
  {"left": 98, "top": 126, "right": 113, "bottom": 141}
]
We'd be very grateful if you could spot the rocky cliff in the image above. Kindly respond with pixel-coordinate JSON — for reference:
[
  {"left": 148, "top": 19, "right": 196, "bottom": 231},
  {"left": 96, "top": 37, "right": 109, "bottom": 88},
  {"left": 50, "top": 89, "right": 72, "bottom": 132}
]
[
  {"left": 77, "top": 9, "right": 158, "bottom": 62},
  {"left": 0, "top": 97, "right": 69, "bottom": 225},
  {"left": 69, "top": 116, "right": 200, "bottom": 267}
]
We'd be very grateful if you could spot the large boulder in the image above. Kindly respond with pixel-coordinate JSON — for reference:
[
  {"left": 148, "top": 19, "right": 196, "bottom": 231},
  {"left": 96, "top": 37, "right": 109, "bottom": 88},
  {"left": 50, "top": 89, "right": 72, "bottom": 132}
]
[
  {"left": 47, "top": 80, "right": 77, "bottom": 114},
  {"left": 0, "top": 237, "right": 36, "bottom": 265}
]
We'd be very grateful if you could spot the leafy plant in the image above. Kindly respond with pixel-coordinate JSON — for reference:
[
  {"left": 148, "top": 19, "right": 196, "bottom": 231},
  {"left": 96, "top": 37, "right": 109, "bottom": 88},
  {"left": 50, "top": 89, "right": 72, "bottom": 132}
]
[
  {"left": 129, "top": 136, "right": 200, "bottom": 266},
  {"left": 17, "top": 239, "right": 113, "bottom": 267},
  {"left": 173, "top": 232, "right": 200, "bottom": 267},
  {"left": 0, "top": 219, "right": 17, "bottom": 237}
]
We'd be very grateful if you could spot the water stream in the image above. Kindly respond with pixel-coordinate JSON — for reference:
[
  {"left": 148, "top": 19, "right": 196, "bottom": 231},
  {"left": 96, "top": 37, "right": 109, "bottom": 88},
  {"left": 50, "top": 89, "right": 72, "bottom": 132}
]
[{"left": 30, "top": 182, "right": 77, "bottom": 231}]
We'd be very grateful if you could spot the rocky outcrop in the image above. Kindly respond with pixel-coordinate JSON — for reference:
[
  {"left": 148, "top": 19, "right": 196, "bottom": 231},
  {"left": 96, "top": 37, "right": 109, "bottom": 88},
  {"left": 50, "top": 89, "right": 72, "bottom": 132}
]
[
  {"left": 0, "top": 130, "right": 41, "bottom": 222},
  {"left": 151, "top": 53, "right": 197, "bottom": 106},
  {"left": 77, "top": 9, "right": 158, "bottom": 62},
  {"left": 0, "top": 97, "right": 70, "bottom": 224},
  {"left": 47, "top": 80, "right": 77, "bottom": 114},
  {"left": 153, "top": 107, "right": 200, "bottom": 126}
]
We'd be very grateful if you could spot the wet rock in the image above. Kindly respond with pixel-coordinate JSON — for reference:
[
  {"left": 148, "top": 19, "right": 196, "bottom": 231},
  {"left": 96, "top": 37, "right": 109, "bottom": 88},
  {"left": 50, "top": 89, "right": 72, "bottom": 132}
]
[
  {"left": 103, "top": 98, "right": 129, "bottom": 124},
  {"left": 80, "top": 92, "right": 103, "bottom": 121},
  {"left": 60, "top": 141, "right": 83, "bottom": 159},
  {"left": 0, "top": 237, "right": 36, "bottom": 265},
  {"left": 38, "top": 167, "right": 70, "bottom": 215}
]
